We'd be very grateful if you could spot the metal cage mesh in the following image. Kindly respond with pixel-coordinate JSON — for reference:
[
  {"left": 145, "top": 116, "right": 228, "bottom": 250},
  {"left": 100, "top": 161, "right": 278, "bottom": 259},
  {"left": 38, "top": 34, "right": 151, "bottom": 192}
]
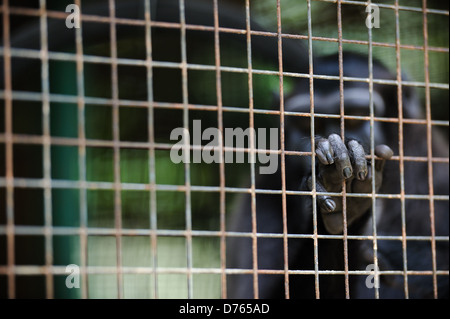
[{"left": 0, "top": 0, "right": 448, "bottom": 299}]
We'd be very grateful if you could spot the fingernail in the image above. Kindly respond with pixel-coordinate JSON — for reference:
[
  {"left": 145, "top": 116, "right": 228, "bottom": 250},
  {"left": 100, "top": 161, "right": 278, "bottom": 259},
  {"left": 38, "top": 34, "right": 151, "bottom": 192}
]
[
  {"left": 324, "top": 199, "right": 336, "bottom": 212},
  {"left": 358, "top": 171, "right": 366, "bottom": 181},
  {"left": 343, "top": 167, "right": 352, "bottom": 179},
  {"left": 326, "top": 153, "right": 334, "bottom": 164}
]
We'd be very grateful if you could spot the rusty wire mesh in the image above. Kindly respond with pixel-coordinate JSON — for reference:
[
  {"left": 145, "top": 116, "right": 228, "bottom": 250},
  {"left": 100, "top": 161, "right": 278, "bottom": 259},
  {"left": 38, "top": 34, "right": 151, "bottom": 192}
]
[{"left": 0, "top": 0, "right": 448, "bottom": 299}]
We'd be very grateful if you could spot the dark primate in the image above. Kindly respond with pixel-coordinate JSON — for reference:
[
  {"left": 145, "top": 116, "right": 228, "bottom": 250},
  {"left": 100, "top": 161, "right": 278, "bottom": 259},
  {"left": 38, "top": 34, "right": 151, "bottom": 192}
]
[{"left": 227, "top": 53, "right": 449, "bottom": 298}]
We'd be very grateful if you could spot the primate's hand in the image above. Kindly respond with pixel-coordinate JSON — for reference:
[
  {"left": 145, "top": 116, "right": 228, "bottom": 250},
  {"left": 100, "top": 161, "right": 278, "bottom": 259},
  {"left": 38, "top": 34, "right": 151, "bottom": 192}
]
[{"left": 305, "top": 134, "right": 393, "bottom": 234}]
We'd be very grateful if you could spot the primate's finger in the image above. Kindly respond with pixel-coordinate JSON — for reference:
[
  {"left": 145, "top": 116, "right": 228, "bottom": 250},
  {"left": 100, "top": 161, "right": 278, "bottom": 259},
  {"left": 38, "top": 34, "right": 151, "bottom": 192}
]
[
  {"left": 347, "top": 140, "right": 368, "bottom": 181},
  {"left": 328, "top": 134, "right": 352, "bottom": 179},
  {"left": 375, "top": 144, "right": 393, "bottom": 171},
  {"left": 316, "top": 179, "right": 336, "bottom": 213},
  {"left": 316, "top": 138, "right": 334, "bottom": 165},
  {"left": 307, "top": 176, "right": 336, "bottom": 213}
]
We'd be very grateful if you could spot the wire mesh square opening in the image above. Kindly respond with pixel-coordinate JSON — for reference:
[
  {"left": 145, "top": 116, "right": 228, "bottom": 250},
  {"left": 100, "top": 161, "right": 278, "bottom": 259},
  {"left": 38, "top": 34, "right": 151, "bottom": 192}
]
[{"left": 0, "top": 0, "right": 448, "bottom": 299}]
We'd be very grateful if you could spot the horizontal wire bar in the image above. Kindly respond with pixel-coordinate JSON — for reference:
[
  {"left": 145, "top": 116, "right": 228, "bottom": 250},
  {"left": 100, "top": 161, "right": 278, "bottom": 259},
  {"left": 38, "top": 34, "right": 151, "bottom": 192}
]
[
  {"left": 0, "top": 177, "right": 448, "bottom": 201},
  {"left": 0, "top": 265, "right": 448, "bottom": 276},
  {"left": 0, "top": 225, "right": 448, "bottom": 243}
]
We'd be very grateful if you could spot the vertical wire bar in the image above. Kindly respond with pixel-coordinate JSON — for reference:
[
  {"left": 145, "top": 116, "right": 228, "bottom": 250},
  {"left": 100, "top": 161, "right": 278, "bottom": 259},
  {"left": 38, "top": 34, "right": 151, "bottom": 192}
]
[
  {"left": 336, "top": 0, "right": 350, "bottom": 299},
  {"left": 39, "top": 0, "right": 53, "bottom": 299},
  {"left": 2, "top": 0, "right": 15, "bottom": 299},
  {"left": 276, "top": 0, "right": 290, "bottom": 299},
  {"left": 367, "top": 0, "right": 380, "bottom": 300},
  {"left": 144, "top": 0, "right": 158, "bottom": 299},
  {"left": 74, "top": 0, "right": 88, "bottom": 299},
  {"left": 421, "top": 0, "right": 438, "bottom": 299},
  {"left": 306, "top": 0, "right": 320, "bottom": 299},
  {"left": 212, "top": 0, "right": 227, "bottom": 299},
  {"left": 108, "top": 0, "right": 123, "bottom": 299},
  {"left": 245, "top": 0, "right": 259, "bottom": 299},
  {"left": 179, "top": 0, "right": 194, "bottom": 299},
  {"left": 394, "top": 0, "right": 409, "bottom": 299}
]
